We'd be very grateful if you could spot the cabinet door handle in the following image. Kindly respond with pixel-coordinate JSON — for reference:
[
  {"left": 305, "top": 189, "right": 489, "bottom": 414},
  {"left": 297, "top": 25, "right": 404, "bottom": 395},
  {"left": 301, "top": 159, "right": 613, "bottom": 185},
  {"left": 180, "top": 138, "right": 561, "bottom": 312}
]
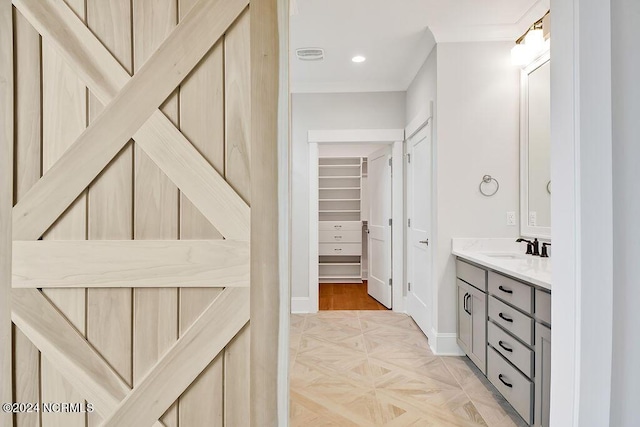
[
  {"left": 498, "top": 313, "right": 513, "bottom": 323},
  {"left": 498, "top": 340, "right": 513, "bottom": 352},
  {"left": 464, "top": 293, "right": 472, "bottom": 315},
  {"left": 498, "top": 285, "right": 513, "bottom": 294},
  {"left": 498, "top": 374, "right": 513, "bottom": 388}
]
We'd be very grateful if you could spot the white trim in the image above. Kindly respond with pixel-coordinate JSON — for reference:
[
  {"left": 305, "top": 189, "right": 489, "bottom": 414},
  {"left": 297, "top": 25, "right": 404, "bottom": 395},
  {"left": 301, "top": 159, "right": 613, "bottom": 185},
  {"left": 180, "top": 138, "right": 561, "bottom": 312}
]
[
  {"left": 552, "top": 0, "right": 614, "bottom": 425},
  {"left": 405, "top": 105, "right": 432, "bottom": 140},
  {"left": 291, "top": 297, "right": 311, "bottom": 314},
  {"left": 308, "top": 129, "right": 404, "bottom": 144},
  {"left": 429, "top": 330, "right": 465, "bottom": 356},
  {"left": 520, "top": 50, "right": 551, "bottom": 239},
  {"left": 391, "top": 140, "right": 404, "bottom": 313},
  {"left": 308, "top": 143, "right": 319, "bottom": 314}
]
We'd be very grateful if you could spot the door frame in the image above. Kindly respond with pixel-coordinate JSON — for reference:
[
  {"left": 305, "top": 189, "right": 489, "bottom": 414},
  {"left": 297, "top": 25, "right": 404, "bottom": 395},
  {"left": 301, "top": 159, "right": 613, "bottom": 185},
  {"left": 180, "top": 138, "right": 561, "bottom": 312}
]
[
  {"left": 306, "top": 128, "right": 404, "bottom": 313},
  {"left": 404, "top": 116, "right": 436, "bottom": 346}
]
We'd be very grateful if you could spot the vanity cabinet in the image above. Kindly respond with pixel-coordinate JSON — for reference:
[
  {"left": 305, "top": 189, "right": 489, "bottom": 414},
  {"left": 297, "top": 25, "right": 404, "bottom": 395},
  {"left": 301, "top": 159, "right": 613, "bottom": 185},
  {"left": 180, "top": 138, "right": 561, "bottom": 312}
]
[
  {"left": 456, "top": 259, "right": 551, "bottom": 426},
  {"left": 456, "top": 260, "right": 487, "bottom": 374}
]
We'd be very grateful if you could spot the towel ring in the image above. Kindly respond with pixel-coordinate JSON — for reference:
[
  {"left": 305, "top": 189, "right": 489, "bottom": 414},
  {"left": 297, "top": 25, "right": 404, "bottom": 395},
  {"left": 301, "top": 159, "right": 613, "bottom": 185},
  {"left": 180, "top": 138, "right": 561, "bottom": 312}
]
[
  {"left": 547, "top": 180, "right": 551, "bottom": 194},
  {"left": 479, "top": 175, "right": 499, "bottom": 197}
]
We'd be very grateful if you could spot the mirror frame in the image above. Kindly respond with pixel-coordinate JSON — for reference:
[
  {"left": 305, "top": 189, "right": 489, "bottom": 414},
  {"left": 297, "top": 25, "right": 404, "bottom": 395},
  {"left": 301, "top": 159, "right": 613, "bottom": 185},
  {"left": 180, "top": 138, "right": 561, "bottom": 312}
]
[{"left": 520, "top": 50, "right": 551, "bottom": 239}]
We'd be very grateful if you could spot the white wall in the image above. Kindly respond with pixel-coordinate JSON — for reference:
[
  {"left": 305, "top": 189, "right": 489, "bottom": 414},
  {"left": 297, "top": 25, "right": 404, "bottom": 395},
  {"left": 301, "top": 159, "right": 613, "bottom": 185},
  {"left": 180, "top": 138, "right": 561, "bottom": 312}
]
[
  {"left": 434, "top": 42, "right": 521, "bottom": 335},
  {"left": 291, "top": 92, "right": 406, "bottom": 299},
  {"left": 611, "top": 0, "right": 640, "bottom": 424},
  {"left": 406, "top": 45, "right": 437, "bottom": 126}
]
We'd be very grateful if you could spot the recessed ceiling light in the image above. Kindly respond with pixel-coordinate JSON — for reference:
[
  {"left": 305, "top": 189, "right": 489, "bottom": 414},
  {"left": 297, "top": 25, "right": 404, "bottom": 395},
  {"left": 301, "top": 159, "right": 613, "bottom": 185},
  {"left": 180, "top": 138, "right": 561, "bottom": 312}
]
[{"left": 352, "top": 55, "right": 366, "bottom": 63}]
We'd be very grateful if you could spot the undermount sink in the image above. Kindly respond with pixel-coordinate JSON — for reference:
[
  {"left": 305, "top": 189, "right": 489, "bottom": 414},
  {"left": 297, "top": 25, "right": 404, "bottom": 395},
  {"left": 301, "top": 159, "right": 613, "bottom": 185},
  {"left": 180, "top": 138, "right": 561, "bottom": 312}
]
[{"left": 480, "top": 252, "right": 527, "bottom": 260}]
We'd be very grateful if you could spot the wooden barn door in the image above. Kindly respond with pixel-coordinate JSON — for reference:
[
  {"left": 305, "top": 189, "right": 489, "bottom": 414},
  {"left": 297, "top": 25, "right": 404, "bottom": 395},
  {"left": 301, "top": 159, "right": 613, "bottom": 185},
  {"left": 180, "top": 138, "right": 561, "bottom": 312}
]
[{"left": 0, "top": 0, "right": 281, "bottom": 426}]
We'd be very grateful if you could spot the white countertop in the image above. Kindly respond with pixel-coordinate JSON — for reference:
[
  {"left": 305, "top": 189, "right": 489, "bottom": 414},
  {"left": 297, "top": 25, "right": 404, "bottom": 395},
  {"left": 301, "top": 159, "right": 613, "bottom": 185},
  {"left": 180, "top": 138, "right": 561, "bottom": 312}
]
[{"left": 452, "top": 238, "right": 552, "bottom": 290}]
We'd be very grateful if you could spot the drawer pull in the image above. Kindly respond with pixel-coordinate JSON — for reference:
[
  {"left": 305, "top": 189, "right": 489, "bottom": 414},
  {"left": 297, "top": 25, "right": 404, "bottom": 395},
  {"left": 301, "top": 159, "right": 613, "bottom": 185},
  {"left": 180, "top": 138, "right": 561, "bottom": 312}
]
[
  {"left": 498, "top": 285, "right": 513, "bottom": 294},
  {"left": 334, "top": 248, "right": 342, "bottom": 252},
  {"left": 498, "top": 374, "right": 513, "bottom": 388},
  {"left": 334, "top": 236, "right": 342, "bottom": 239},
  {"left": 498, "top": 340, "right": 513, "bottom": 353},
  {"left": 498, "top": 313, "right": 514, "bottom": 323},
  {"left": 334, "top": 225, "right": 342, "bottom": 229}
]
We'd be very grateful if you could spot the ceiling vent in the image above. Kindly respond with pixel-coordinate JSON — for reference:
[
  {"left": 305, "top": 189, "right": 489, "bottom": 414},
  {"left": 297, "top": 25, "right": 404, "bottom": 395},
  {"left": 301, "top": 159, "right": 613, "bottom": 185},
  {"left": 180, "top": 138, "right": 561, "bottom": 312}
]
[{"left": 296, "top": 48, "right": 324, "bottom": 61}]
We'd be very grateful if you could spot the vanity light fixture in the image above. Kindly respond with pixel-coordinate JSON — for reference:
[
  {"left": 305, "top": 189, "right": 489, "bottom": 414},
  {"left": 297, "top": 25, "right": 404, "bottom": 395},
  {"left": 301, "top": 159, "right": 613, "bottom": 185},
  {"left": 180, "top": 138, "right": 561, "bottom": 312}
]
[
  {"left": 352, "top": 55, "right": 366, "bottom": 63},
  {"left": 511, "top": 11, "right": 550, "bottom": 66}
]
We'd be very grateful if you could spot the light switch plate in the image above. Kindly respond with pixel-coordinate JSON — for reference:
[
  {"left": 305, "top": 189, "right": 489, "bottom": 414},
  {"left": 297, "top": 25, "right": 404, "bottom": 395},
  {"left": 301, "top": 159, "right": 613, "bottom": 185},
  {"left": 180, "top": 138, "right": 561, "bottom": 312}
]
[
  {"left": 529, "top": 211, "right": 537, "bottom": 226},
  {"left": 506, "top": 211, "right": 516, "bottom": 226}
]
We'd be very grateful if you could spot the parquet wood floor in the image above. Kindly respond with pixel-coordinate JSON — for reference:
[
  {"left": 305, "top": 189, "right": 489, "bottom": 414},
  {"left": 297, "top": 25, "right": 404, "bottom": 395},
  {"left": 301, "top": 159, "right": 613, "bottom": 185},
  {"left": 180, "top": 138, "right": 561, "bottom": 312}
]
[
  {"left": 290, "top": 311, "right": 528, "bottom": 427},
  {"left": 319, "top": 282, "right": 388, "bottom": 311}
]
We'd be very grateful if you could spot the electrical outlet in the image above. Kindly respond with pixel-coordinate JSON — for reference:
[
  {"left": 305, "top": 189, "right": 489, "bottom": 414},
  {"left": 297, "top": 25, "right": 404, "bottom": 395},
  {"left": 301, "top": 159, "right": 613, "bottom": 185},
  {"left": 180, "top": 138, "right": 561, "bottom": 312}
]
[
  {"left": 529, "top": 211, "right": 537, "bottom": 226},
  {"left": 506, "top": 211, "right": 516, "bottom": 226}
]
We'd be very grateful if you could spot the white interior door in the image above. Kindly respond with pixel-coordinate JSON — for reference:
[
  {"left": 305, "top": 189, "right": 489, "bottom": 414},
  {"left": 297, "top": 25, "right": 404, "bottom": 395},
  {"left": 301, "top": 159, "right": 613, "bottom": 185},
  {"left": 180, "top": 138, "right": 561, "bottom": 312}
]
[
  {"left": 407, "top": 123, "right": 433, "bottom": 335},
  {"left": 367, "top": 146, "right": 392, "bottom": 308}
]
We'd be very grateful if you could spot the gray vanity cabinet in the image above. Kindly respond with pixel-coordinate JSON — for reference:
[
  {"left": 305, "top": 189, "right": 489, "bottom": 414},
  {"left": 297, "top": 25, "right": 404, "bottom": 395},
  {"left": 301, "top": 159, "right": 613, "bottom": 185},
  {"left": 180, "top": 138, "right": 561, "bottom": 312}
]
[
  {"left": 456, "top": 260, "right": 488, "bottom": 374},
  {"left": 456, "top": 257, "right": 552, "bottom": 427}
]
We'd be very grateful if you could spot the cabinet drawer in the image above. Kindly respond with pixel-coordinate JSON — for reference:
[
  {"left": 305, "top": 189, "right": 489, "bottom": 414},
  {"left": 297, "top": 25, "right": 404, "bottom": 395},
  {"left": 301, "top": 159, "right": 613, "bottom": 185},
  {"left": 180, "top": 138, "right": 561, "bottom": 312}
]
[
  {"left": 319, "top": 230, "right": 361, "bottom": 243},
  {"left": 488, "top": 321, "right": 533, "bottom": 378},
  {"left": 489, "top": 271, "right": 533, "bottom": 314},
  {"left": 535, "top": 289, "right": 551, "bottom": 325},
  {"left": 488, "top": 346, "right": 533, "bottom": 424},
  {"left": 456, "top": 259, "right": 487, "bottom": 292},
  {"left": 319, "top": 243, "right": 361, "bottom": 256},
  {"left": 489, "top": 297, "right": 534, "bottom": 345},
  {"left": 319, "top": 221, "right": 361, "bottom": 231}
]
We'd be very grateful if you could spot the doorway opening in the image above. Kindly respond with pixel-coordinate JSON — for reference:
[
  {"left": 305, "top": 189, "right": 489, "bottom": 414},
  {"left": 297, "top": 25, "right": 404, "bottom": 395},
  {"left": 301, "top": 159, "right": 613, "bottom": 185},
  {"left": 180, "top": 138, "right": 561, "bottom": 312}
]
[{"left": 306, "top": 131, "right": 405, "bottom": 314}]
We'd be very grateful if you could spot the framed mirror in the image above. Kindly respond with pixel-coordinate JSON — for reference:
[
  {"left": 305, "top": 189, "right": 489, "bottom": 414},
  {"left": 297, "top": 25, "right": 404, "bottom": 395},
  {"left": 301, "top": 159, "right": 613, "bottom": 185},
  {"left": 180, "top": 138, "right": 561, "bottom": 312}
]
[{"left": 520, "top": 51, "right": 551, "bottom": 238}]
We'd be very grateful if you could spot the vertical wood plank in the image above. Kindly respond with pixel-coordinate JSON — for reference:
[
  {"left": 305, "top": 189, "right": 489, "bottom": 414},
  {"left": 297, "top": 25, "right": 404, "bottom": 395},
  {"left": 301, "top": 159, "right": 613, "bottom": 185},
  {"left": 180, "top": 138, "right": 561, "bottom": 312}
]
[
  {"left": 250, "top": 0, "right": 280, "bottom": 425},
  {"left": 225, "top": 9, "right": 251, "bottom": 203},
  {"left": 0, "top": 1, "right": 13, "bottom": 425},
  {"left": 177, "top": 0, "right": 225, "bottom": 422},
  {"left": 224, "top": 8, "right": 252, "bottom": 426},
  {"left": 85, "top": 3, "right": 133, "bottom": 425},
  {"left": 40, "top": 0, "right": 87, "bottom": 425},
  {"left": 13, "top": 11, "right": 41, "bottom": 427},
  {"left": 132, "top": 1, "right": 179, "bottom": 426},
  {"left": 224, "top": 325, "right": 250, "bottom": 427},
  {"left": 178, "top": 289, "right": 224, "bottom": 427}
]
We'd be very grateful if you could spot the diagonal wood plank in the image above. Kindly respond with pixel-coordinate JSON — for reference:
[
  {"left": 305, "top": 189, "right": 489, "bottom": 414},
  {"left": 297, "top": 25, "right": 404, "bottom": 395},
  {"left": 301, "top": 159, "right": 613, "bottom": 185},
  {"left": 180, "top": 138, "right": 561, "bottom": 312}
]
[
  {"left": 11, "top": 0, "right": 250, "bottom": 241},
  {"left": 14, "top": 0, "right": 250, "bottom": 241},
  {"left": 101, "top": 288, "right": 250, "bottom": 427},
  {"left": 10, "top": 289, "right": 166, "bottom": 427},
  {"left": 13, "top": 240, "right": 250, "bottom": 288}
]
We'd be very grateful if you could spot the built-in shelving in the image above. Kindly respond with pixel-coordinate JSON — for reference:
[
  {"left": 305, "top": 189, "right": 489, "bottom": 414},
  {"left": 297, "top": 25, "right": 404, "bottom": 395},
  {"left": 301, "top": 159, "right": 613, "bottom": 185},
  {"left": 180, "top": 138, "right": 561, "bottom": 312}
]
[{"left": 318, "top": 157, "right": 363, "bottom": 283}]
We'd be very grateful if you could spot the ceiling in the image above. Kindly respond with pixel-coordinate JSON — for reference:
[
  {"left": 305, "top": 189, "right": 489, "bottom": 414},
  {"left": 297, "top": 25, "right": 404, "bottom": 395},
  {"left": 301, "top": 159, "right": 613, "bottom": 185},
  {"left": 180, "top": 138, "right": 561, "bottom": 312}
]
[{"left": 290, "top": 0, "right": 550, "bottom": 93}]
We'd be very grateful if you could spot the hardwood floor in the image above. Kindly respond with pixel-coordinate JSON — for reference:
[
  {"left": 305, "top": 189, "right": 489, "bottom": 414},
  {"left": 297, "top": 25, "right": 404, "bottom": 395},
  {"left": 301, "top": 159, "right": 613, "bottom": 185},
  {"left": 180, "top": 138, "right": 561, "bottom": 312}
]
[
  {"left": 290, "top": 311, "right": 528, "bottom": 427},
  {"left": 319, "top": 281, "right": 388, "bottom": 311}
]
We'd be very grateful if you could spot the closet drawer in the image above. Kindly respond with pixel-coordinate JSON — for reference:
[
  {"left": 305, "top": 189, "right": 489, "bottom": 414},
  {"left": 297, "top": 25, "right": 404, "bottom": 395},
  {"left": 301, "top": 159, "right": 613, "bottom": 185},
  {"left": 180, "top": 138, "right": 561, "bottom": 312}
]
[
  {"left": 488, "top": 321, "right": 533, "bottom": 378},
  {"left": 488, "top": 347, "right": 533, "bottom": 424},
  {"left": 488, "top": 271, "right": 533, "bottom": 314},
  {"left": 319, "top": 243, "right": 361, "bottom": 256},
  {"left": 319, "top": 230, "right": 361, "bottom": 243},
  {"left": 319, "top": 221, "right": 361, "bottom": 231},
  {"left": 489, "top": 297, "right": 534, "bottom": 345},
  {"left": 456, "top": 259, "right": 487, "bottom": 292}
]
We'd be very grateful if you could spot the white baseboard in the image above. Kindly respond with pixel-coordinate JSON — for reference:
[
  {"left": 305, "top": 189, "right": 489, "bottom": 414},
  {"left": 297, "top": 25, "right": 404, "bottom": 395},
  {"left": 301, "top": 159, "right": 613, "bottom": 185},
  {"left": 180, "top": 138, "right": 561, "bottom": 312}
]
[
  {"left": 291, "top": 297, "right": 315, "bottom": 314},
  {"left": 430, "top": 329, "right": 465, "bottom": 356}
]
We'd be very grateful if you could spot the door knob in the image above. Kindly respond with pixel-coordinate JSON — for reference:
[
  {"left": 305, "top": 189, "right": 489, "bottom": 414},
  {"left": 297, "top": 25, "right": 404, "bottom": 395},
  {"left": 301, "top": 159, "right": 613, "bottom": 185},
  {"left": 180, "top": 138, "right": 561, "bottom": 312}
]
[{"left": 419, "top": 239, "right": 429, "bottom": 245}]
